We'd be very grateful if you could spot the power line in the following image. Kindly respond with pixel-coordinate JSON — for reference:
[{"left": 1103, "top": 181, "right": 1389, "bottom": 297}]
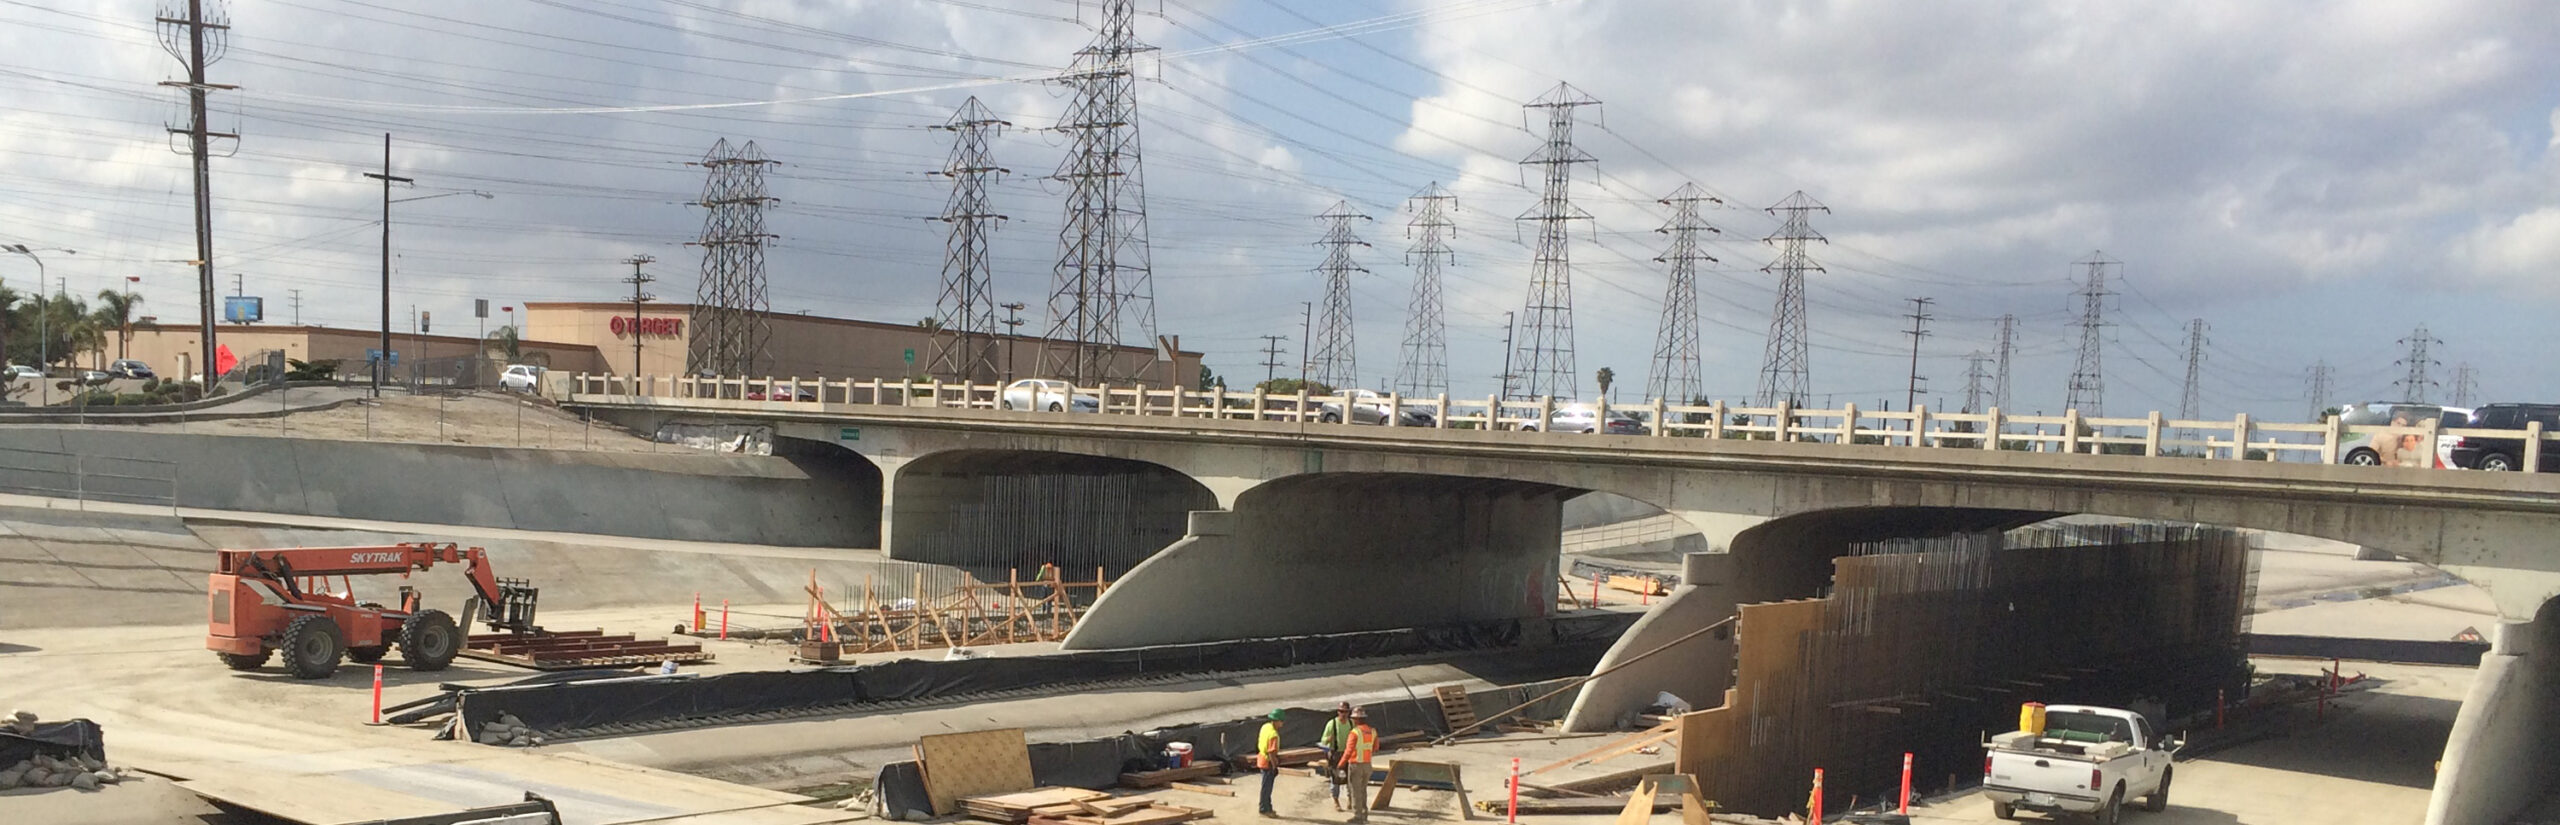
[
  {"left": 1511, "top": 82, "right": 1600, "bottom": 400},
  {"left": 1756, "top": 191, "right": 1827, "bottom": 408},
  {"left": 925, "top": 97, "right": 1009, "bottom": 383},
  {"left": 1308, "top": 200, "right": 1370, "bottom": 390},
  {"left": 1396, "top": 182, "right": 1454, "bottom": 397},
  {"left": 1646, "top": 183, "right": 1717, "bottom": 404}
]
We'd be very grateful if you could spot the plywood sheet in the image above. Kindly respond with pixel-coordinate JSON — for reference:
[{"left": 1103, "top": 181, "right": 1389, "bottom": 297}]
[{"left": 918, "top": 728, "right": 1036, "bottom": 816}]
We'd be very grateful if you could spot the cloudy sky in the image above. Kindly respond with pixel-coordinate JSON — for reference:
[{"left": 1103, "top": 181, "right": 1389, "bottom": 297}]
[{"left": 4, "top": 0, "right": 2556, "bottom": 421}]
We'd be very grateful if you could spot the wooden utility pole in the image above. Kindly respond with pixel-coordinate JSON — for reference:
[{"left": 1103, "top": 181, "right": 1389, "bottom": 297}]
[
  {"left": 362, "top": 134, "right": 411, "bottom": 397},
  {"left": 621, "top": 255, "right": 656, "bottom": 379},
  {"left": 156, "top": 0, "right": 238, "bottom": 388}
]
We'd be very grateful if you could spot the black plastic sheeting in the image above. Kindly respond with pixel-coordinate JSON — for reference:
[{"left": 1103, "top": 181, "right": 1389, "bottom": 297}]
[
  {"left": 454, "top": 613, "right": 1636, "bottom": 739},
  {"left": 2246, "top": 633, "right": 2490, "bottom": 666},
  {"left": 876, "top": 676, "right": 1590, "bottom": 820},
  {"left": 0, "top": 719, "right": 105, "bottom": 767}
]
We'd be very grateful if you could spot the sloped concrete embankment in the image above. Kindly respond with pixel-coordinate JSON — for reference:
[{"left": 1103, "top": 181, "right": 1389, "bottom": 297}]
[{"left": 0, "top": 428, "right": 878, "bottom": 547}]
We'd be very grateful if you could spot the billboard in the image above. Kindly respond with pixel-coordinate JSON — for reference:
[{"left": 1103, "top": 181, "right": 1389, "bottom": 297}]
[{"left": 222, "top": 295, "right": 263, "bottom": 324}]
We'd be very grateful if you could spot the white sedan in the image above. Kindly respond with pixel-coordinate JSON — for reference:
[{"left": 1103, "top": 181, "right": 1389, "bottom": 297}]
[{"left": 1000, "top": 379, "right": 1100, "bottom": 412}]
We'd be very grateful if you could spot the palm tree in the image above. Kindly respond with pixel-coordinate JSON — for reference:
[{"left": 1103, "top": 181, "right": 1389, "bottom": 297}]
[
  {"left": 0, "top": 284, "right": 19, "bottom": 367},
  {"left": 1594, "top": 366, "right": 1615, "bottom": 402},
  {"left": 484, "top": 325, "right": 522, "bottom": 362},
  {"left": 92, "top": 289, "right": 142, "bottom": 360}
]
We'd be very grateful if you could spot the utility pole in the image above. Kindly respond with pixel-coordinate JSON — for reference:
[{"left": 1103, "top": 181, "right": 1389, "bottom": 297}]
[
  {"left": 2066, "top": 251, "right": 2116, "bottom": 416},
  {"left": 1756, "top": 191, "right": 1828, "bottom": 408},
  {"left": 1648, "top": 183, "right": 1718, "bottom": 404},
  {"left": 1397, "top": 182, "right": 1455, "bottom": 397},
  {"left": 1297, "top": 301, "right": 1312, "bottom": 382},
  {"left": 1258, "top": 334, "right": 1288, "bottom": 383},
  {"left": 2394, "top": 326, "right": 2442, "bottom": 403},
  {"left": 927, "top": 99, "right": 1010, "bottom": 383},
  {"left": 2178, "top": 319, "right": 2207, "bottom": 446},
  {"left": 1513, "top": 83, "right": 1601, "bottom": 401},
  {"left": 1497, "top": 310, "right": 1519, "bottom": 400},
  {"left": 2452, "top": 363, "right": 2478, "bottom": 407},
  {"left": 288, "top": 289, "right": 300, "bottom": 325},
  {"left": 1902, "top": 297, "right": 1933, "bottom": 411},
  {"left": 1993, "top": 314, "right": 2015, "bottom": 411},
  {"left": 621, "top": 255, "right": 656, "bottom": 379},
  {"left": 2305, "top": 361, "right": 2335, "bottom": 422},
  {"left": 998, "top": 301, "right": 1026, "bottom": 384},
  {"left": 687, "top": 139, "right": 779, "bottom": 378},
  {"left": 1308, "top": 201, "right": 1371, "bottom": 390},
  {"left": 156, "top": 0, "right": 235, "bottom": 389},
  {"left": 1040, "top": 0, "right": 1158, "bottom": 384},
  {"left": 362, "top": 133, "right": 411, "bottom": 398}
]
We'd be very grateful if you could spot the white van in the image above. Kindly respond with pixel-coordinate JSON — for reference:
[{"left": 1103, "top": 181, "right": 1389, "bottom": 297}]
[{"left": 2334, "top": 402, "right": 2469, "bottom": 468}]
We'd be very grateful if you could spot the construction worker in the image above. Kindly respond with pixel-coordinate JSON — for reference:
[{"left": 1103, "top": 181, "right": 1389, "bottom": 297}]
[
  {"left": 1258, "top": 709, "right": 1285, "bottom": 818},
  {"left": 1319, "top": 702, "right": 1356, "bottom": 810},
  {"left": 1338, "top": 708, "right": 1377, "bottom": 824}
]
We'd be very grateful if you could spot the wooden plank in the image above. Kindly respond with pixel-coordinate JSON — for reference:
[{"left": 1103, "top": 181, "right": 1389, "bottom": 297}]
[
  {"left": 1168, "top": 782, "right": 1232, "bottom": 797},
  {"left": 1527, "top": 721, "right": 1677, "bottom": 776},
  {"left": 1117, "top": 761, "right": 1223, "bottom": 788},
  {"left": 1613, "top": 781, "right": 1660, "bottom": 825},
  {"left": 918, "top": 728, "right": 1035, "bottom": 816}
]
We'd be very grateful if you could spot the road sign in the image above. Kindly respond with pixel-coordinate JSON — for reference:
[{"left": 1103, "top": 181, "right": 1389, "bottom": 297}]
[
  {"left": 474, "top": 299, "right": 489, "bottom": 319},
  {"left": 902, "top": 348, "right": 915, "bottom": 366},
  {"left": 365, "top": 349, "right": 400, "bottom": 366},
  {"left": 838, "top": 427, "right": 860, "bottom": 442}
]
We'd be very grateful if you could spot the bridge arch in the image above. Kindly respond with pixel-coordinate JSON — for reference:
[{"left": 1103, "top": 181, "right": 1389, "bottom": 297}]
[
  {"left": 1063, "top": 471, "right": 1585, "bottom": 649},
  {"left": 885, "top": 448, "right": 1216, "bottom": 579}
]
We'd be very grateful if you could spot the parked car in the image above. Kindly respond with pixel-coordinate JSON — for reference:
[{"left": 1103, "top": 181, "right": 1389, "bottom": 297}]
[
  {"left": 1000, "top": 378, "right": 1099, "bottom": 412},
  {"left": 1318, "top": 389, "right": 1436, "bottom": 426},
  {"left": 74, "top": 370, "right": 111, "bottom": 386},
  {"left": 2449, "top": 403, "right": 2560, "bottom": 472},
  {"left": 1983, "top": 704, "right": 2177, "bottom": 822},
  {"left": 1518, "top": 403, "right": 1648, "bottom": 435},
  {"left": 107, "top": 359, "right": 154, "bottom": 379},
  {"left": 2333, "top": 401, "right": 2467, "bottom": 468},
  {"left": 744, "top": 387, "right": 819, "bottom": 402},
  {"left": 4, "top": 365, "right": 40, "bottom": 381},
  {"left": 498, "top": 364, "right": 545, "bottom": 393}
]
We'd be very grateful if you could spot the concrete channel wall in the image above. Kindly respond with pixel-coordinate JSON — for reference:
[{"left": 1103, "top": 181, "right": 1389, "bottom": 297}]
[{"left": 0, "top": 428, "right": 879, "bottom": 547}]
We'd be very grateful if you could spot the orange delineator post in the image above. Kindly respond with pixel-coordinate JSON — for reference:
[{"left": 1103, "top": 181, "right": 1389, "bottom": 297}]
[
  {"left": 1507, "top": 757, "right": 1520, "bottom": 824},
  {"left": 720, "top": 599, "right": 731, "bottom": 640},
  {"left": 1810, "top": 768, "right": 1824, "bottom": 823},
  {"left": 1899, "top": 752, "right": 1913, "bottom": 814},
  {"left": 1590, "top": 574, "right": 1601, "bottom": 606},
  {"left": 370, "top": 664, "right": 384, "bottom": 724},
  {"left": 692, "top": 592, "right": 705, "bottom": 632}
]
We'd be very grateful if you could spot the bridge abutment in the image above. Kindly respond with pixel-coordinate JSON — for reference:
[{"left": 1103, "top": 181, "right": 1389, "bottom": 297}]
[{"left": 2430, "top": 603, "right": 2560, "bottom": 825}]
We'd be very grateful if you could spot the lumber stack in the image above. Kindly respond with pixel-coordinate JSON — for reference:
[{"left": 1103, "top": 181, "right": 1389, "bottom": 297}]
[
  {"left": 1030, "top": 800, "right": 1215, "bottom": 825},
  {"left": 1118, "top": 761, "right": 1224, "bottom": 788},
  {"left": 959, "top": 787, "right": 1113, "bottom": 823}
]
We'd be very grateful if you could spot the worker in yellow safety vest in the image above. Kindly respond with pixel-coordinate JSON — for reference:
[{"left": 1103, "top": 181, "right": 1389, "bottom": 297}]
[
  {"left": 1258, "top": 709, "right": 1285, "bottom": 817},
  {"left": 1338, "top": 709, "right": 1377, "bottom": 824}
]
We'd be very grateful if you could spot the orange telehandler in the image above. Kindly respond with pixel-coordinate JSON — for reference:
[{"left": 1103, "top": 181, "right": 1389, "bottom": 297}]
[{"left": 205, "top": 542, "right": 538, "bottom": 679}]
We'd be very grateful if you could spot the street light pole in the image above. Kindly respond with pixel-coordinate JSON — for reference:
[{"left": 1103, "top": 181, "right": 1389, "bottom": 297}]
[
  {"left": 3, "top": 245, "right": 72, "bottom": 380},
  {"left": 363, "top": 133, "right": 412, "bottom": 398}
]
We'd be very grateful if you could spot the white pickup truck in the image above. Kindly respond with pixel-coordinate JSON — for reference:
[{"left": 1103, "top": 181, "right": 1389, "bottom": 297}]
[{"left": 1982, "top": 704, "right": 2178, "bottom": 822}]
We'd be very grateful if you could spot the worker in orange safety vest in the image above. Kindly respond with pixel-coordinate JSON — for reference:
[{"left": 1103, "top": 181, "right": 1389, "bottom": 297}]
[{"left": 1338, "top": 708, "right": 1378, "bottom": 824}]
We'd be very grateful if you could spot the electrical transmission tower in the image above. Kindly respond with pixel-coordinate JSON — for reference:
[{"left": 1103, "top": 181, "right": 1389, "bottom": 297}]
[
  {"left": 927, "top": 98, "right": 1011, "bottom": 383},
  {"left": 1648, "top": 183, "right": 1718, "bottom": 404},
  {"left": 1992, "top": 314, "right": 2016, "bottom": 411},
  {"left": 2305, "top": 361, "right": 2335, "bottom": 422},
  {"left": 1962, "top": 352, "right": 1993, "bottom": 413},
  {"left": 2452, "top": 363, "right": 2478, "bottom": 407},
  {"left": 1308, "top": 201, "right": 1371, "bottom": 390},
  {"left": 157, "top": 0, "right": 236, "bottom": 387},
  {"left": 1756, "top": 191, "right": 1828, "bottom": 408},
  {"left": 2177, "top": 319, "right": 2207, "bottom": 445},
  {"left": 685, "top": 138, "right": 778, "bottom": 378},
  {"left": 2065, "top": 252, "right": 2117, "bottom": 415},
  {"left": 1512, "top": 83, "right": 1601, "bottom": 400},
  {"left": 1040, "top": 0, "right": 1158, "bottom": 384},
  {"left": 1396, "top": 182, "right": 1455, "bottom": 397},
  {"left": 2394, "top": 326, "right": 2442, "bottom": 403}
]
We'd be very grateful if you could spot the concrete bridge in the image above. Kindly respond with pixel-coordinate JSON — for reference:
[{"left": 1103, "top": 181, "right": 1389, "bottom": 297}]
[{"left": 562, "top": 384, "right": 2560, "bottom": 825}]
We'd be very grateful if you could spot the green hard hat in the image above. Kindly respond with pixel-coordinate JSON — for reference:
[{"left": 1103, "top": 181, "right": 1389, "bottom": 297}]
[{"left": 1268, "top": 709, "right": 1287, "bottom": 720}]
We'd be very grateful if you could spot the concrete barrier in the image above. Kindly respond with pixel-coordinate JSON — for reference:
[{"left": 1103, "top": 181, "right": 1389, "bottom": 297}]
[{"left": 0, "top": 428, "right": 879, "bottom": 547}]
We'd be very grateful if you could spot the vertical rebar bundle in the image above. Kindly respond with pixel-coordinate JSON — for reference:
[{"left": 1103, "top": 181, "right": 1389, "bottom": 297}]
[
  {"left": 1647, "top": 183, "right": 1718, "bottom": 404},
  {"left": 2395, "top": 326, "right": 2442, "bottom": 403},
  {"left": 1512, "top": 83, "right": 1600, "bottom": 400},
  {"left": 1396, "top": 183, "right": 1455, "bottom": 398},
  {"left": 1040, "top": 0, "right": 1159, "bottom": 384},
  {"left": 1755, "top": 191, "right": 1828, "bottom": 408},
  {"left": 1309, "top": 201, "right": 1371, "bottom": 391},
  {"left": 685, "top": 138, "right": 778, "bottom": 378},
  {"left": 927, "top": 98, "right": 1011, "bottom": 383},
  {"left": 1993, "top": 314, "right": 2015, "bottom": 411},
  {"left": 2066, "top": 252, "right": 2116, "bottom": 415}
]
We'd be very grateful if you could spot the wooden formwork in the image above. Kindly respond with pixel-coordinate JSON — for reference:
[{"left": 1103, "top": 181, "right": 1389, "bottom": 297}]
[
  {"left": 797, "top": 564, "right": 1112, "bottom": 659},
  {"left": 460, "top": 629, "right": 715, "bottom": 670}
]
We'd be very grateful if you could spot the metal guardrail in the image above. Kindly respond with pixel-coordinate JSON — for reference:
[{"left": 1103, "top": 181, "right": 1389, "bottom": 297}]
[
  {"left": 0, "top": 444, "right": 179, "bottom": 510},
  {"left": 559, "top": 373, "right": 2560, "bottom": 472}
]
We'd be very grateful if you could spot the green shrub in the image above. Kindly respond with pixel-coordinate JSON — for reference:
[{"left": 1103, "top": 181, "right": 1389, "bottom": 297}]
[{"left": 115, "top": 393, "right": 152, "bottom": 406}]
